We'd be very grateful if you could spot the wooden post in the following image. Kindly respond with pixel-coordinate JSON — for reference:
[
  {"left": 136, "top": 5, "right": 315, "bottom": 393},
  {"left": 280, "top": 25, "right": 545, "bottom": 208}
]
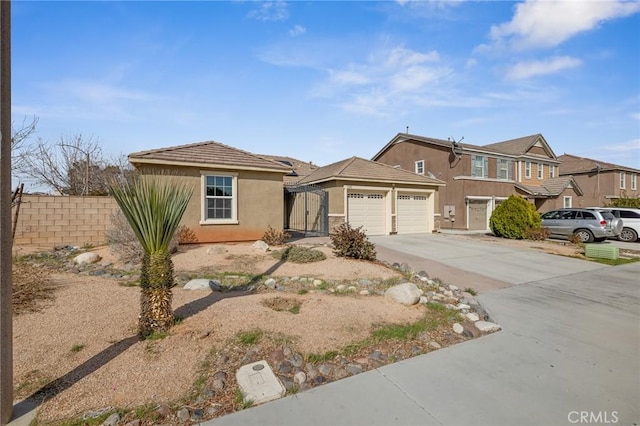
[{"left": 0, "top": 1, "right": 13, "bottom": 424}]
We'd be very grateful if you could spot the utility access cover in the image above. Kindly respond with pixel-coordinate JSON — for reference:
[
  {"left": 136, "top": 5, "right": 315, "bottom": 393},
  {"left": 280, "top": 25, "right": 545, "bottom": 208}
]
[{"left": 236, "top": 360, "right": 286, "bottom": 405}]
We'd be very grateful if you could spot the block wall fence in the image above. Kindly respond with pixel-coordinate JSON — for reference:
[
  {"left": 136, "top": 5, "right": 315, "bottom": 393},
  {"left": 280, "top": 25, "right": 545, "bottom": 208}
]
[{"left": 12, "top": 195, "right": 120, "bottom": 248}]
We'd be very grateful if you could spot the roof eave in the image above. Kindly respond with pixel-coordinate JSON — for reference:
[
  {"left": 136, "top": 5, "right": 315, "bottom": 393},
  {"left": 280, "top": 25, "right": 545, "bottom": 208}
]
[{"left": 129, "top": 157, "right": 291, "bottom": 174}]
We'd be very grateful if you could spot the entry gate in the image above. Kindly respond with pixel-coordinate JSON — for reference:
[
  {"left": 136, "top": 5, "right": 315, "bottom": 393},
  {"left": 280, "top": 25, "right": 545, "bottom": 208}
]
[{"left": 284, "top": 184, "right": 328, "bottom": 236}]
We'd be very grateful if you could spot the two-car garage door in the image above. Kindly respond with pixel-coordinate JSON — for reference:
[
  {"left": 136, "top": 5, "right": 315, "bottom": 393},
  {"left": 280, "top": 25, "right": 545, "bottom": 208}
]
[{"left": 347, "top": 191, "right": 430, "bottom": 235}]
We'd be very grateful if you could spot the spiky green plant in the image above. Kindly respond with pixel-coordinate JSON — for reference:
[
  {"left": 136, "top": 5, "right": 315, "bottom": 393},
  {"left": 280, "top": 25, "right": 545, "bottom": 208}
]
[{"left": 109, "top": 175, "right": 192, "bottom": 338}]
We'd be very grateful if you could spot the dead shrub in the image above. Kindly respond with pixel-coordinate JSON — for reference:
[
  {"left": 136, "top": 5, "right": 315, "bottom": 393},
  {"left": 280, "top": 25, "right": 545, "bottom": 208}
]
[
  {"left": 106, "top": 210, "right": 180, "bottom": 264},
  {"left": 330, "top": 223, "right": 376, "bottom": 261},
  {"left": 261, "top": 226, "right": 290, "bottom": 246},
  {"left": 176, "top": 225, "right": 198, "bottom": 244},
  {"left": 12, "top": 258, "right": 57, "bottom": 315},
  {"left": 525, "top": 227, "right": 551, "bottom": 241}
]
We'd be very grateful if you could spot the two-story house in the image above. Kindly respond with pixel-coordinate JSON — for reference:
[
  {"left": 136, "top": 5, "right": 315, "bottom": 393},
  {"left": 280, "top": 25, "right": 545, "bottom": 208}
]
[
  {"left": 558, "top": 154, "right": 639, "bottom": 207},
  {"left": 373, "top": 133, "right": 582, "bottom": 231}
]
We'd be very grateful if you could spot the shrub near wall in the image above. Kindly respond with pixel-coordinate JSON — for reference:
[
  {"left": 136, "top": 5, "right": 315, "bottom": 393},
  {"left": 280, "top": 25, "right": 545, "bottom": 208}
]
[
  {"left": 12, "top": 195, "right": 120, "bottom": 247},
  {"left": 489, "top": 195, "right": 542, "bottom": 240}
]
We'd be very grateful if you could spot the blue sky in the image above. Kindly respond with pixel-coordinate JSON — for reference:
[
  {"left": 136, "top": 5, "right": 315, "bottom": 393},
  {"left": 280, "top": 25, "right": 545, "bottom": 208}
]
[{"left": 12, "top": 0, "right": 640, "bottom": 179}]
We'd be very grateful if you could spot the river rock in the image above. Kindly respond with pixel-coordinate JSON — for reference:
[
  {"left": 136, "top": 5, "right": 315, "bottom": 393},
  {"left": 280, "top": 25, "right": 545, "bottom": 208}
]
[{"left": 385, "top": 283, "right": 422, "bottom": 305}]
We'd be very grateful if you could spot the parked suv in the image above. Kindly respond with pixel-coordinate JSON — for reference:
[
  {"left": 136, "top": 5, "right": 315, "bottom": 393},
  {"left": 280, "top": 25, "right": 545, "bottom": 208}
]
[
  {"left": 540, "top": 208, "right": 623, "bottom": 243},
  {"left": 589, "top": 207, "right": 640, "bottom": 242}
]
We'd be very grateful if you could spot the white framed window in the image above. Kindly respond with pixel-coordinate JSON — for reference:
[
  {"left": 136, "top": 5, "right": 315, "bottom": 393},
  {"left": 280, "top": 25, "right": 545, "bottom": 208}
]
[
  {"left": 620, "top": 172, "right": 626, "bottom": 189},
  {"left": 632, "top": 174, "right": 637, "bottom": 190},
  {"left": 549, "top": 165, "right": 555, "bottom": 178},
  {"left": 563, "top": 196, "right": 572, "bottom": 208},
  {"left": 201, "top": 172, "right": 238, "bottom": 224},
  {"left": 537, "top": 163, "right": 544, "bottom": 180},
  {"left": 415, "top": 160, "right": 425, "bottom": 175},
  {"left": 497, "top": 159, "right": 513, "bottom": 180},
  {"left": 471, "top": 155, "right": 488, "bottom": 178},
  {"left": 525, "top": 161, "right": 531, "bottom": 179}
]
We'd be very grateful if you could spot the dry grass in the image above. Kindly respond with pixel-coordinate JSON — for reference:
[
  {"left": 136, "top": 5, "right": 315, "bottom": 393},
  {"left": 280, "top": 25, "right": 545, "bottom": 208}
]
[{"left": 12, "top": 258, "right": 58, "bottom": 315}]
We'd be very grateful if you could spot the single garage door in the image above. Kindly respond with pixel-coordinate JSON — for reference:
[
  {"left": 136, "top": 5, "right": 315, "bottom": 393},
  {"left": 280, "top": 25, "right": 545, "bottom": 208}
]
[
  {"left": 347, "top": 192, "right": 385, "bottom": 235},
  {"left": 468, "top": 200, "right": 488, "bottom": 230},
  {"left": 397, "top": 194, "right": 428, "bottom": 234}
]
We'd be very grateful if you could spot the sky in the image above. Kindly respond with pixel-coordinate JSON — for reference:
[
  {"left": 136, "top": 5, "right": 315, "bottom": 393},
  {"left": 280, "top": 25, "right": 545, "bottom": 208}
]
[{"left": 11, "top": 0, "right": 640, "bottom": 191}]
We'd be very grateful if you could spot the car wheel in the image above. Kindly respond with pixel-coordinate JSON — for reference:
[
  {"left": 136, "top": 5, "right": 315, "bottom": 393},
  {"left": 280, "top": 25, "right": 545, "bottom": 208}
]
[
  {"left": 618, "top": 227, "right": 638, "bottom": 242},
  {"left": 574, "top": 229, "right": 594, "bottom": 243}
]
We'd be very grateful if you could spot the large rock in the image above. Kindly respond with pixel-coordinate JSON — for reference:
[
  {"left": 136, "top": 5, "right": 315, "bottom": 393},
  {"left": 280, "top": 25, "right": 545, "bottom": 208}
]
[
  {"left": 384, "top": 283, "right": 423, "bottom": 306},
  {"left": 252, "top": 240, "right": 269, "bottom": 252},
  {"left": 475, "top": 321, "right": 502, "bottom": 333},
  {"left": 184, "top": 279, "right": 221, "bottom": 291},
  {"left": 74, "top": 252, "right": 101, "bottom": 265}
]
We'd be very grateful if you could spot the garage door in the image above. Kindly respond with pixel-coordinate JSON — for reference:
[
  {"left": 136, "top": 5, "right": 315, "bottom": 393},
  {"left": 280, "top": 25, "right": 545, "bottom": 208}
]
[
  {"left": 397, "top": 194, "right": 428, "bottom": 234},
  {"left": 347, "top": 192, "right": 385, "bottom": 235},
  {"left": 468, "top": 200, "right": 488, "bottom": 230}
]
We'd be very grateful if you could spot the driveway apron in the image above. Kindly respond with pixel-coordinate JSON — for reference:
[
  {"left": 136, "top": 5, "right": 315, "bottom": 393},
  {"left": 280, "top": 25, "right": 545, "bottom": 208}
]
[{"left": 203, "top": 234, "right": 640, "bottom": 426}]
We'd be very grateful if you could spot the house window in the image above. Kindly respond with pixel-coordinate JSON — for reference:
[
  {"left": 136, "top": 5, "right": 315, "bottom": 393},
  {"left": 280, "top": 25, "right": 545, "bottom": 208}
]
[
  {"left": 549, "top": 165, "right": 555, "bottom": 178},
  {"left": 497, "top": 159, "right": 513, "bottom": 180},
  {"left": 632, "top": 174, "right": 637, "bottom": 190},
  {"left": 563, "top": 196, "right": 572, "bottom": 208},
  {"left": 471, "top": 155, "right": 488, "bottom": 178},
  {"left": 537, "top": 163, "right": 544, "bottom": 180},
  {"left": 620, "top": 172, "right": 626, "bottom": 189},
  {"left": 415, "top": 160, "right": 425, "bottom": 175},
  {"left": 201, "top": 173, "right": 238, "bottom": 223},
  {"left": 525, "top": 161, "right": 531, "bottom": 179}
]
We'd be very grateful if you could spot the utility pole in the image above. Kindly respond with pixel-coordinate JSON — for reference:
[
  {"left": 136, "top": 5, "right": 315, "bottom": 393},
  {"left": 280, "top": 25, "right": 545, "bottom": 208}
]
[{"left": 0, "top": 1, "right": 13, "bottom": 424}]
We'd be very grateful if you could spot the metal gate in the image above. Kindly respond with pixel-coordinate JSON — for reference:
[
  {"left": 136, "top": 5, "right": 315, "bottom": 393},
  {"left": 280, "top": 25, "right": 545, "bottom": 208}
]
[{"left": 284, "top": 184, "right": 328, "bottom": 236}]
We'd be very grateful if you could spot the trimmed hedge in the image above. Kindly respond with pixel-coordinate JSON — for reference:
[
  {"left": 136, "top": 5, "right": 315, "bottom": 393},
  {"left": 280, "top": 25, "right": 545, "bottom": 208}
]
[{"left": 489, "top": 195, "right": 542, "bottom": 240}]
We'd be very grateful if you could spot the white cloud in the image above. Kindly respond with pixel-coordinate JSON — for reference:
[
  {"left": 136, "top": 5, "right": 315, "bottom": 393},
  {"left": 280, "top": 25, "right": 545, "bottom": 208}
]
[
  {"left": 289, "top": 24, "right": 306, "bottom": 37},
  {"left": 489, "top": 0, "right": 640, "bottom": 50},
  {"left": 631, "top": 112, "right": 640, "bottom": 121},
  {"left": 248, "top": 1, "right": 289, "bottom": 22},
  {"left": 55, "top": 80, "right": 154, "bottom": 103},
  {"left": 602, "top": 139, "right": 640, "bottom": 152},
  {"left": 505, "top": 56, "right": 582, "bottom": 80}
]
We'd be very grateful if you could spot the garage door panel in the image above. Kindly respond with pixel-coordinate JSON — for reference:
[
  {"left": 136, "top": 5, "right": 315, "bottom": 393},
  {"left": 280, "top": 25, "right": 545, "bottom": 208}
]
[
  {"left": 397, "top": 194, "right": 428, "bottom": 234},
  {"left": 348, "top": 192, "right": 385, "bottom": 235}
]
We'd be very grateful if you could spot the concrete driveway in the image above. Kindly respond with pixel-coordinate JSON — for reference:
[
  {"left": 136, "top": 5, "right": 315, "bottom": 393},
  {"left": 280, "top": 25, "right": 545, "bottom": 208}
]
[{"left": 205, "top": 234, "right": 640, "bottom": 426}]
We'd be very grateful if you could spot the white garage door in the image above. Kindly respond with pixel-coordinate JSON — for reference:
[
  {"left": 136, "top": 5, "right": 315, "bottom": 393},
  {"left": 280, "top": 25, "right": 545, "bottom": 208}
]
[
  {"left": 347, "top": 192, "right": 386, "bottom": 235},
  {"left": 397, "top": 194, "right": 429, "bottom": 234}
]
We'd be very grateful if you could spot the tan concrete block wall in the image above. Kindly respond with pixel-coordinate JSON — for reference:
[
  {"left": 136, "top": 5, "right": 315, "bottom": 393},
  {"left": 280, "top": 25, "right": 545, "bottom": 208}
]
[{"left": 12, "top": 195, "right": 120, "bottom": 248}]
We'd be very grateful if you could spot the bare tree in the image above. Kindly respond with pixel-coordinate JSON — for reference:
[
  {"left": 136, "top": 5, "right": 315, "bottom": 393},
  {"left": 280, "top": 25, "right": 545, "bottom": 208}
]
[
  {"left": 11, "top": 115, "right": 38, "bottom": 174},
  {"left": 16, "top": 133, "right": 108, "bottom": 195}
]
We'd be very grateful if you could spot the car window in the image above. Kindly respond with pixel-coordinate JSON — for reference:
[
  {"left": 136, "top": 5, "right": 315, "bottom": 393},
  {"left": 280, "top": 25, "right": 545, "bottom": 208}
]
[
  {"left": 600, "top": 212, "right": 614, "bottom": 220},
  {"left": 541, "top": 211, "right": 560, "bottom": 219},
  {"left": 560, "top": 211, "right": 576, "bottom": 220},
  {"left": 580, "top": 211, "right": 596, "bottom": 220},
  {"left": 619, "top": 210, "right": 640, "bottom": 219}
]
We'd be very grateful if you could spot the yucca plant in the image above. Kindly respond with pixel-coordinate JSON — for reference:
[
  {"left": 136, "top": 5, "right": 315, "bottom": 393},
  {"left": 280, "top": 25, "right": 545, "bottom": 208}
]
[{"left": 109, "top": 175, "right": 193, "bottom": 338}]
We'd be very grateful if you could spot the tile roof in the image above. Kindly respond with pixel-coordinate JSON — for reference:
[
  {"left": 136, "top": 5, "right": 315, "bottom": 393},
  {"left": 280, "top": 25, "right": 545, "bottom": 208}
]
[
  {"left": 297, "top": 156, "right": 445, "bottom": 186},
  {"left": 373, "top": 133, "right": 559, "bottom": 161},
  {"left": 258, "top": 154, "right": 319, "bottom": 185},
  {"left": 128, "top": 141, "right": 291, "bottom": 172},
  {"left": 515, "top": 176, "right": 583, "bottom": 197},
  {"left": 558, "top": 154, "right": 640, "bottom": 174}
]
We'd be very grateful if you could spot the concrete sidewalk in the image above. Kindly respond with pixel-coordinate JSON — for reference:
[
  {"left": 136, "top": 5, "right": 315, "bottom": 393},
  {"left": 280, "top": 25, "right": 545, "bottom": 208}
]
[{"left": 203, "top": 235, "right": 640, "bottom": 426}]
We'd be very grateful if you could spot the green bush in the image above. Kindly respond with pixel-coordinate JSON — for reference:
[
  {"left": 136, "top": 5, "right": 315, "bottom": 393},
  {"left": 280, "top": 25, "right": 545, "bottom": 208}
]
[
  {"left": 489, "top": 195, "right": 542, "bottom": 240},
  {"left": 272, "top": 246, "right": 326, "bottom": 263},
  {"left": 608, "top": 192, "right": 640, "bottom": 208},
  {"left": 330, "top": 223, "right": 376, "bottom": 261}
]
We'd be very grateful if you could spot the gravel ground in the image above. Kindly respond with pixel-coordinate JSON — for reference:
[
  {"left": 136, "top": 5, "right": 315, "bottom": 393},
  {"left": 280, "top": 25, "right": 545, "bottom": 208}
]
[{"left": 13, "top": 242, "right": 418, "bottom": 422}]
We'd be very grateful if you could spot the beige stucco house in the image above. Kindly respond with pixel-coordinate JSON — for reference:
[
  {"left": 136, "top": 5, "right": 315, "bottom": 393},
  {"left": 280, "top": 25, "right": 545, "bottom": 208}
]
[
  {"left": 296, "top": 157, "right": 445, "bottom": 235},
  {"left": 373, "top": 133, "right": 582, "bottom": 231},
  {"left": 128, "top": 141, "right": 291, "bottom": 243}
]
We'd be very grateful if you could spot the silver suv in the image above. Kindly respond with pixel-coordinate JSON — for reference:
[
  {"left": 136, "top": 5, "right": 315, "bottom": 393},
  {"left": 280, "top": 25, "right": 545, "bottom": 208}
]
[{"left": 540, "top": 208, "right": 623, "bottom": 243}]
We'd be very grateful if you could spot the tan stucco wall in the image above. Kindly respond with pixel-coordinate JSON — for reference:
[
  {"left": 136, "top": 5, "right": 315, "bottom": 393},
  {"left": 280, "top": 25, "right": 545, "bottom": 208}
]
[
  {"left": 139, "top": 165, "right": 285, "bottom": 243},
  {"left": 568, "top": 171, "right": 639, "bottom": 207}
]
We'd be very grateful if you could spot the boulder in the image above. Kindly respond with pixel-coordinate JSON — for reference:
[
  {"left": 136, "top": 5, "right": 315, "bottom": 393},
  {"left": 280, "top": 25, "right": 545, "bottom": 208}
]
[
  {"left": 184, "top": 279, "right": 221, "bottom": 291},
  {"left": 475, "top": 321, "right": 502, "bottom": 333},
  {"left": 252, "top": 240, "right": 269, "bottom": 252},
  {"left": 384, "top": 283, "right": 423, "bottom": 306},
  {"left": 74, "top": 252, "right": 101, "bottom": 265}
]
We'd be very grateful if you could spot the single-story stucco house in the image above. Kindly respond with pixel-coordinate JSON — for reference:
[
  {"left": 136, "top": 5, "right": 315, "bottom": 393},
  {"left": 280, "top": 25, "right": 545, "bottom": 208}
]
[{"left": 128, "top": 141, "right": 445, "bottom": 243}]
